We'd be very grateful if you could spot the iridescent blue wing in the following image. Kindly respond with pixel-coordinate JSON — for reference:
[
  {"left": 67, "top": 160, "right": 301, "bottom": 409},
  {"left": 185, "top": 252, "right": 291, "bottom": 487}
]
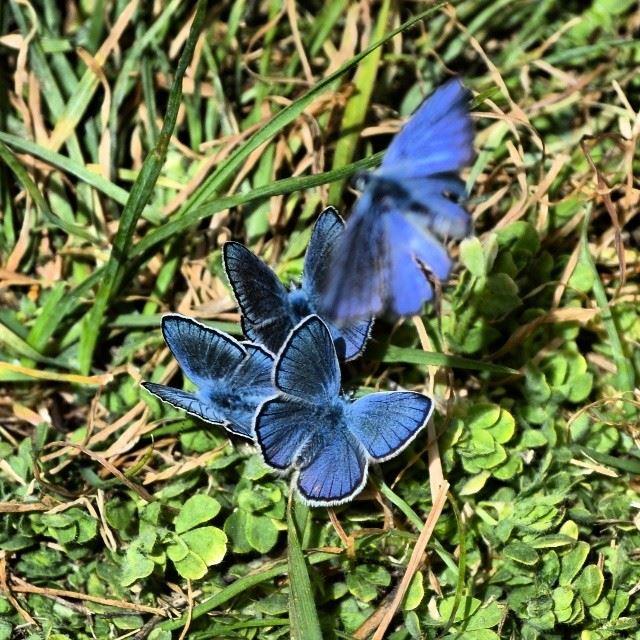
[
  {"left": 221, "top": 343, "right": 275, "bottom": 438},
  {"left": 346, "top": 391, "right": 433, "bottom": 461},
  {"left": 302, "top": 206, "right": 344, "bottom": 295},
  {"left": 303, "top": 207, "right": 373, "bottom": 359},
  {"left": 274, "top": 316, "right": 340, "bottom": 403},
  {"left": 319, "top": 193, "right": 387, "bottom": 322},
  {"left": 404, "top": 175, "right": 471, "bottom": 239},
  {"left": 255, "top": 397, "right": 319, "bottom": 470},
  {"left": 381, "top": 79, "right": 473, "bottom": 178},
  {"left": 234, "top": 343, "right": 274, "bottom": 393},
  {"left": 161, "top": 314, "right": 245, "bottom": 389},
  {"left": 142, "top": 383, "right": 228, "bottom": 427},
  {"left": 294, "top": 428, "right": 368, "bottom": 506},
  {"left": 223, "top": 241, "right": 294, "bottom": 354}
]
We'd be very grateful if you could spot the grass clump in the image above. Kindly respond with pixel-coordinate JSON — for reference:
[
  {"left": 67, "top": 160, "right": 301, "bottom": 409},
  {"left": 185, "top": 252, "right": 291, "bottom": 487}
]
[{"left": 0, "top": 2, "right": 639, "bottom": 639}]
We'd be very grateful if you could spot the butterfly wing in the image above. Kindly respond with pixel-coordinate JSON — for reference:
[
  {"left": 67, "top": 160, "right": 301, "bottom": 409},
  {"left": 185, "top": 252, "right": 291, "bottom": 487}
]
[
  {"left": 255, "top": 397, "right": 320, "bottom": 470},
  {"left": 346, "top": 391, "right": 433, "bottom": 461},
  {"left": 218, "top": 343, "right": 275, "bottom": 438},
  {"left": 274, "top": 315, "right": 341, "bottom": 403},
  {"left": 381, "top": 78, "right": 473, "bottom": 178},
  {"left": 294, "top": 428, "right": 368, "bottom": 506},
  {"left": 302, "top": 206, "right": 344, "bottom": 294},
  {"left": 142, "top": 382, "right": 228, "bottom": 426},
  {"left": 161, "top": 314, "right": 246, "bottom": 389},
  {"left": 303, "top": 207, "right": 373, "bottom": 359},
  {"left": 320, "top": 192, "right": 387, "bottom": 322},
  {"left": 223, "top": 241, "right": 294, "bottom": 354},
  {"left": 403, "top": 175, "right": 471, "bottom": 239}
]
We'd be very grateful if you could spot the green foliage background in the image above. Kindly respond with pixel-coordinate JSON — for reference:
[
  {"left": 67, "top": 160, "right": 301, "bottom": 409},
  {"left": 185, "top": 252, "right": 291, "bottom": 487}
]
[{"left": 0, "top": 1, "right": 639, "bottom": 638}]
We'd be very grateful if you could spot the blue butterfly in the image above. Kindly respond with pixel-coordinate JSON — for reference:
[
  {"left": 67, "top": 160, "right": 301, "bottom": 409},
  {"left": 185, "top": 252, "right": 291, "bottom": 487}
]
[
  {"left": 321, "top": 78, "right": 474, "bottom": 321},
  {"left": 142, "top": 314, "right": 274, "bottom": 439},
  {"left": 223, "top": 206, "right": 373, "bottom": 361},
  {"left": 254, "top": 315, "right": 433, "bottom": 506}
]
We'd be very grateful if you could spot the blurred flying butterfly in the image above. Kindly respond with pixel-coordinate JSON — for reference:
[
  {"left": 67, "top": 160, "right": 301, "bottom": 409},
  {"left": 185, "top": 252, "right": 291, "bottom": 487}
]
[
  {"left": 254, "top": 315, "right": 433, "bottom": 506},
  {"left": 223, "top": 206, "right": 373, "bottom": 360},
  {"left": 321, "top": 78, "right": 474, "bottom": 321},
  {"left": 142, "top": 314, "right": 274, "bottom": 439}
]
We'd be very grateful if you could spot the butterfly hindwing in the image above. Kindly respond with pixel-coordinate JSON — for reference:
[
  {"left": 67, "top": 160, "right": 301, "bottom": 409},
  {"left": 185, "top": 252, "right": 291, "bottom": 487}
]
[
  {"left": 346, "top": 391, "right": 433, "bottom": 461},
  {"left": 142, "top": 382, "right": 228, "bottom": 426},
  {"left": 295, "top": 428, "right": 368, "bottom": 506}
]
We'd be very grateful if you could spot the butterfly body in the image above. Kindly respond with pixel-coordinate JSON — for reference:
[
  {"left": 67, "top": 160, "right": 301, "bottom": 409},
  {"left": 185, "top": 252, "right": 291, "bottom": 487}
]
[
  {"left": 224, "top": 207, "right": 372, "bottom": 360},
  {"left": 321, "top": 78, "right": 474, "bottom": 322},
  {"left": 255, "top": 315, "right": 433, "bottom": 506},
  {"left": 142, "top": 315, "right": 274, "bottom": 439}
]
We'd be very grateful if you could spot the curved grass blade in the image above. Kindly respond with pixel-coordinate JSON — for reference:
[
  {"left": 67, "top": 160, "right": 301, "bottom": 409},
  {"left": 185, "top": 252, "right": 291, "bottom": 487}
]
[
  {"left": 287, "top": 499, "right": 322, "bottom": 640},
  {"left": 177, "top": 3, "right": 445, "bottom": 216},
  {"left": 157, "top": 551, "right": 336, "bottom": 632},
  {"left": 328, "top": 0, "right": 390, "bottom": 203},
  {"left": 77, "top": 0, "right": 208, "bottom": 374},
  {"left": 380, "top": 345, "right": 518, "bottom": 375}
]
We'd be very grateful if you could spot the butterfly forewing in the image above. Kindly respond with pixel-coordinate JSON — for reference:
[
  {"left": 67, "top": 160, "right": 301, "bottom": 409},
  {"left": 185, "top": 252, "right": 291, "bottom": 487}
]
[
  {"left": 274, "top": 316, "right": 341, "bottom": 403},
  {"left": 346, "top": 391, "right": 433, "bottom": 461},
  {"left": 223, "top": 241, "right": 293, "bottom": 353},
  {"left": 161, "top": 315, "right": 246, "bottom": 389},
  {"left": 381, "top": 78, "right": 473, "bottom": 176}
]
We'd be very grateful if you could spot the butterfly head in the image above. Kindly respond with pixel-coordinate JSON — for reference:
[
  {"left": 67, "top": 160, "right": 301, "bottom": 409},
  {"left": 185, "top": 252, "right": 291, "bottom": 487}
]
[{"left": 351, "top": 170, "right": 372, "bottom": 193}]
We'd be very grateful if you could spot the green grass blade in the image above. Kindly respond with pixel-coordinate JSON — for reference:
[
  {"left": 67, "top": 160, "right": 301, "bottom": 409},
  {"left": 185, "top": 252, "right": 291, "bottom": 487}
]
[
  {"left": 0, "top": 132, "right": 129, "bottom": 205},
  {"left": 328, "top": 0, "right": 390, "bottom": 203},
  {"left": 0, "top": 141, "right": 99, "bottom": 243},
  {"left": 178, "top": 4, "right": 443, "bottom": 216},
  {"left": 287, "top": 499, "right": 323, "bottom": 640},
  {"left": 77, "top": 0, "right": 208, "bottom": 374},
  {"left": 380, "top": 345, "right": 518, "bottom": 375},
  {"left": 131, "top": 152, "right": 382, "bottom": 259},
  {"left": 157, "top": 551, "right": 335, "bottom": 632},
  {"left": 579, "top": 206, "right": 635, "bottom": 395}
]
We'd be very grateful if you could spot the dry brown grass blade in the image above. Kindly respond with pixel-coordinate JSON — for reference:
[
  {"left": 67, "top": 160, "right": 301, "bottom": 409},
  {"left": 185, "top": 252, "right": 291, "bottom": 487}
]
[
  {"left": 10, "top": 576, "right": 167, "bottom": 616},
  {"left": 580, "top": 137, "right": 627, "bottom": 289},
  {"left": 413, "top": 316, "right": 444, "bottom": 498},
  {"left": 0, "top": 551, "right": 38, "bottom": 627},
  {"left": 372, "top": 481, "right": 450, "bottom": 640},
  {"left": 42, "top": 441, "right": 154, "bottom": 502},
  {"left": 492, "top": 307, "right": 599, "bottom": 359},
  {"left": 0, "top": 501, "right": 50, "bottom": 513}
]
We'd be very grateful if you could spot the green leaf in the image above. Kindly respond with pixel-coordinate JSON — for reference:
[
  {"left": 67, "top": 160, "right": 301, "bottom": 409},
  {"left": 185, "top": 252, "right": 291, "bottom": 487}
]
[
  {"left": 503, "top": 541, "right": 539, "bottom": 565},
  {"left": 460, "top": 236, "right": 487, "bottom": 278},
  {"left": 575, "top": 564, "right": 604, "bottom": 606},
  {"left": 246, "top": 514, "right": 279, "bottom": 554},
  {"left": 402, "top": 571, "right": 424, "bottom": 611},
  {"left": 174, "top": 494, "right": 221, "bottom": 534},
  {"left": 179, "top": 526, "right": 227, "bottom": 567},
  {"left": 120, "top": 548, "right": 155, "bottom": 586},
  {"left": 465, "top": 601, "right": 504, "bottom": 631},
  {"left": 559, "top": 541, "right": 590, "bottom": 586},
  {"left": 172, "top": 550, "right": 207, "bottom": 580},
  {"left": 459, "top": 471, "right": 491, "bottom": 496}
]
